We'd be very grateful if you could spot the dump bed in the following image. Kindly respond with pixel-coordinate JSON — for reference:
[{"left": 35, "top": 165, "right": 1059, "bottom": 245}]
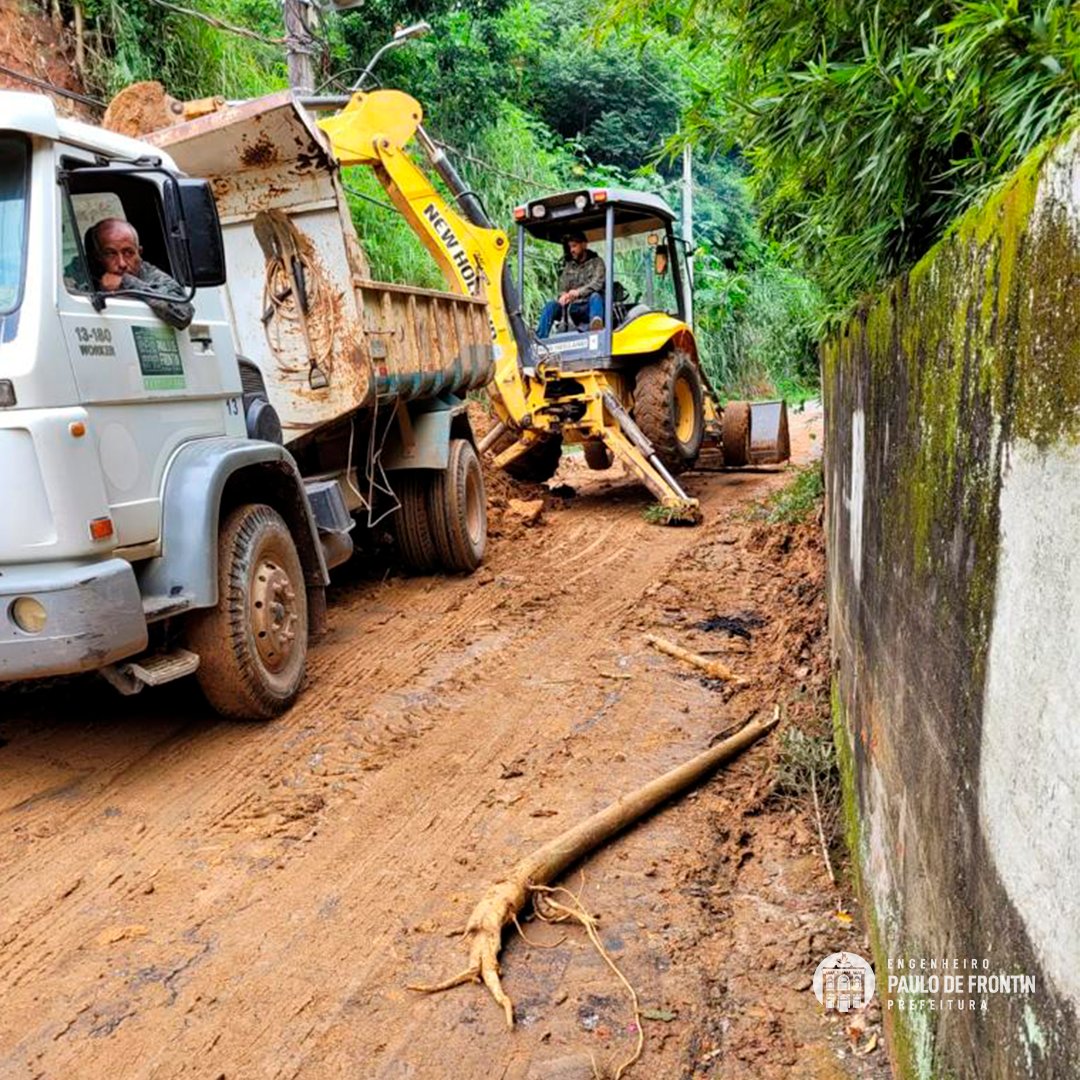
[{"left": 147, "top": 92, "right": 493, "bottom": 444}]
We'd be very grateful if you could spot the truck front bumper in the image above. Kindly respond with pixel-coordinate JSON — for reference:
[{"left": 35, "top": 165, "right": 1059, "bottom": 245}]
[{"left": 0, "top": 559, "right": 148, "bottom": 681}]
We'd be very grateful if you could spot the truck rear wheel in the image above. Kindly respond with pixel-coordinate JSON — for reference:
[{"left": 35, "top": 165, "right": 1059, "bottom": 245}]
[
  {"left": 188, "top": 503, "right": 308, "bottom": 720},
  {"left": 393, "top": 471, "right": 439, "bottom": 572},
  {"left": 634, "top": 349, "right": 705, "bottom": 473},
  {"left": 503, "top": 435, "right": 563, "bottom": 483},
  {"left": 722, "top": 401, "right": 751, "bottom": 467},
  {"left": 429, "top": 439, "right": 487, "bottom": 573}
]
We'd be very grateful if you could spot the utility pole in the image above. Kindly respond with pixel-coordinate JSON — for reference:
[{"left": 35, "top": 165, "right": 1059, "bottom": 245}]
[
  {"left": 682, "top": 142, "right": 694, "bottom": 326},
  {"left": 283, "top": 0, "right": 316, "bottom": 93}
]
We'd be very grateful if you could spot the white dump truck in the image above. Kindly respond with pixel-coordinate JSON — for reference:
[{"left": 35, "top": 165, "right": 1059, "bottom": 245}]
[{"left": 0, "top": 90, "right": 492, "bottom": 718}]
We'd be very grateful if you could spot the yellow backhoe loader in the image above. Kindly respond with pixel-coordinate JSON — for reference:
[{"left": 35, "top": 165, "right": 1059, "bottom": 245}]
[
  {"left": 106, "top": 75, "right": 788, "bottom": 523},
  {"left": 318, "top": 90, "right": 789, "bottom": 523}
]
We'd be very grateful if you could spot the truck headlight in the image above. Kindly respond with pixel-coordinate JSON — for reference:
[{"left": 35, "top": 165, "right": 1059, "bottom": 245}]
[{"left": 10, "top": 597, "right": 47, "bottom": 634}]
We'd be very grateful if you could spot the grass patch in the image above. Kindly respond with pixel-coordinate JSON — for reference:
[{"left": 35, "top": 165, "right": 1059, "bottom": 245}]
[
  {"left": 774, "top": 725, "right": 838, "bottom": 802},
  {"left": 753, "top": 460, "right": 824, "bottom": 524}
]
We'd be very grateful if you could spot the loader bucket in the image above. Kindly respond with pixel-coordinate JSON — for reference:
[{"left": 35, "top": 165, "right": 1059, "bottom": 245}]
[{"left": 748, "top": 400, "right": 790, "bottom": 464}]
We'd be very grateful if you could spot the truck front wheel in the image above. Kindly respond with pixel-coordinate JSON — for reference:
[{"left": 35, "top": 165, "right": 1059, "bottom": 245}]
[{"left": 188, "top": 503, "right": 308, "bottom": 720}]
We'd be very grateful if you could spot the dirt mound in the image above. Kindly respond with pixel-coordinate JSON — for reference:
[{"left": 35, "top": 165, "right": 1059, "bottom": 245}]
[
  {"left": 101, "top": 80, "right": 182, "bottom": 136},
  {"left": 0, "top": 0, "right": 95, "bottom": 119},
  {"left": 469, "top": 396, "right": 559, "bottom": 537},
  {"left": 627, "top": 503, "right": 885, "bottom": 1078}
]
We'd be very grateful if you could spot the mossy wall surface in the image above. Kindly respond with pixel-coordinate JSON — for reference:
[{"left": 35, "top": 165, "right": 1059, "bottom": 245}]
[{"left": 824, "top": 126, "right": 1080, "bottom": 1079}]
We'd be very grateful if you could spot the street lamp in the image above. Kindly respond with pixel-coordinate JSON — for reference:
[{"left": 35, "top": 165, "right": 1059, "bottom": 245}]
[{"left": 352, "top": 22, "right": 432, "bottom": 91}]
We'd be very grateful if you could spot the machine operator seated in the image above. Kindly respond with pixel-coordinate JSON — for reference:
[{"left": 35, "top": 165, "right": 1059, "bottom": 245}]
[{"left": 536, "top": 229, "right": 605, "bottom": 338}]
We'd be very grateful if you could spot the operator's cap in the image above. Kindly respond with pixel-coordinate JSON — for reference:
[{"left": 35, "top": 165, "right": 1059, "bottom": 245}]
[{"left": 564, "top": 229, "right": 587, "bottom": 243}]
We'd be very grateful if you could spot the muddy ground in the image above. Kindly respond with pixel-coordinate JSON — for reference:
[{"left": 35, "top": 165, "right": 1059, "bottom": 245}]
[{"left": 0, "top": 406, "right": 892, "bottom": 1079}]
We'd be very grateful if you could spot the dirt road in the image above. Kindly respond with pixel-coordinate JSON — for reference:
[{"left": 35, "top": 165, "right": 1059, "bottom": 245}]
[{"left": 0, "top": 407, "right": 888, "bottom": 1080}]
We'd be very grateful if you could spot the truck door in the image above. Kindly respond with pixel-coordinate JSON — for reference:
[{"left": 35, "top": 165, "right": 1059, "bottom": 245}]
[{"left": 55, "top": 149, "right": 241, "bottom": 548}]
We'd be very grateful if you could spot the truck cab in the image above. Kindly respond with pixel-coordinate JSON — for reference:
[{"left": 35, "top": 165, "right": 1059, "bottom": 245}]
[{"left": 0, "top": 92, "right": 327, "bottom": 716}]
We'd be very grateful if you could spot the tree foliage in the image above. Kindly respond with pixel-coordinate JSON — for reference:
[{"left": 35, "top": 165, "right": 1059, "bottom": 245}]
[
  {"left": 79, "top": 0, "right": 289, "bottom": 98},
  {"left": 64, "top": 0, "right": 825, "bottom": 393},
  {"left": 599, "top": 0, "right": 1080, "bottom": 308}
]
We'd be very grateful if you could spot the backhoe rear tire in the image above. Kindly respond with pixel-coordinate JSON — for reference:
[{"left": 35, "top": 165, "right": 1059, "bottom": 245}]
[
  {"left": 722, "top": 401, "right": 751, "bottom": 467},
  {"left": 634, "top": 349, "right": 705, "bottom": 473},
  {"left": 187, "top": 503, "right": 308, "bottom": 721},
  {"left": 429, "top": 439, "right": 487, "bottom": 573},
  {"left": 393, "top": 471, "right": 439, "bottom": 573},
  {"left": 503, "top": 435, "right": 563, "bottom": 484}
]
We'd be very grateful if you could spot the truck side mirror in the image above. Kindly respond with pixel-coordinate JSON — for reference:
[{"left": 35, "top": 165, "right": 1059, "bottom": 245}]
[
  {"left": 179, "top": 179, "right": 226, "bottom": 287},
  {"left": 170, "top": 179, "right": 226, "bottom": 288}
]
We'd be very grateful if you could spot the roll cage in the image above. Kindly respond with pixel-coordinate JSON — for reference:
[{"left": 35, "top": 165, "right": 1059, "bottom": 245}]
[{"left": 513, "top": 188, "right": 689, "bottom": 345}]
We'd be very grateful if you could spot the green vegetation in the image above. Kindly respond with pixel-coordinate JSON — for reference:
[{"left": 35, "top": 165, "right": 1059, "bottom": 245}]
[
  {"left": 753, "top": 461, "right": 825, "bottom": 525},
  {"left": 642, "top": 502, "right": 701, "bottom": 525},
  {"left": 775, "top": 724, "right": 838, "bottom": 800},
  {"left": 598, "top": 0, "right": 1080, "bottom": 313},
  {"left": 79, "top": 0, "right": 292, "bottom": 98},
  {"left": 48, "top": 0, "right": 1080, "bottom": 379}
]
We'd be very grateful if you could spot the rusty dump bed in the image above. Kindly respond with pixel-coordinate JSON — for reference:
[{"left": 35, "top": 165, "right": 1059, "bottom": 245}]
[{"left": 146, "top": 92, "right": 493, "bottom": 442}]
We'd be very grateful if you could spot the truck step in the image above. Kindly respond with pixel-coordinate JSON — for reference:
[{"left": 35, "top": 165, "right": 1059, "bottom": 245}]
[
  {"left": 142, "top": 593, "right": 193, "bottom": 622},
  {"left": 127, "top": 648, "right": 201, "bottom": 687}
]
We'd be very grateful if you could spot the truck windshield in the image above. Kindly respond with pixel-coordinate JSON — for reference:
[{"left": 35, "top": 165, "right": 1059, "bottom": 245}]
[{"left": 0, "top": 134, "right": 30, "bottom": 316}]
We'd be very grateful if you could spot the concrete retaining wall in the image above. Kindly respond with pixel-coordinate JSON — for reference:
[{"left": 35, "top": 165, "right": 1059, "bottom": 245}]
[{"left": 824, "top": 126, "right": 1080, "bottom": 1078}]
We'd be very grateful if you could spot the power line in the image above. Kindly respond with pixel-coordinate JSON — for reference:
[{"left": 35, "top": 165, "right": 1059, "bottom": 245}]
[
  {"left": 0, "top": 61, "right": 106, "bottom": 108},
  {"left": 430, "top": 137, "right": 546, "bottom": 190},
  {"left": 141, "top": 0, "right": 285, "bottom": 46},
  {"left": 341, "top": 181, "right": 396, "bottom": 213}
]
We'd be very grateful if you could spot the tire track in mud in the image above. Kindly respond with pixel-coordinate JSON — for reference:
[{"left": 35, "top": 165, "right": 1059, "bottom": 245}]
[
  {"left": 0, "top": 455, "right": 800, "bottom": 1079},
  {"left": 130, "top": 505, "right": 704, "bottom": 1077}
]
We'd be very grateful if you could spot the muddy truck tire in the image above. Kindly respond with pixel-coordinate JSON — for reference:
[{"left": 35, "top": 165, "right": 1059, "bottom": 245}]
[
  {"left": 393, "top": 471, "right": 439, "bottom": 573},
  {"left": 721, "top": 401, "right": 751, "bottom": 467},
  {"left": 429, "top": 438, "right": 487, "bottom": 573},
  {"left": 634, "top": 349, "right": 705, "bottom": 473},
  {"left": 187, "top": 503, "right": 308, "bottom": 720}
]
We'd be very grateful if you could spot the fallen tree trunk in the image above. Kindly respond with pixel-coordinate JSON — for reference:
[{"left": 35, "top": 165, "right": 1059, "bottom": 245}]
[{"left": 410, "top": 713, "right": 778, "bottom": 1026}]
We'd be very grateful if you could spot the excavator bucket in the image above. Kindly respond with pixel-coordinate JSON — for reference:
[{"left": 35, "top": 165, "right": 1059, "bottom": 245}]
[
  {"left": 318, "top": 90, "right": 424, "bottom": 166},
  {"left": 748, "top": 400, "right": 791, "bottom": 465}
]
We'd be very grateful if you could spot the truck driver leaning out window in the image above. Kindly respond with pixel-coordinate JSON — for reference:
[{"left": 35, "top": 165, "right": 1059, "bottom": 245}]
[
  {"left": 82, "top": 217, "right": 195, "bottom": 331},
  {"left": 536, "top": 229, "right": 605, "bottom": 338}
]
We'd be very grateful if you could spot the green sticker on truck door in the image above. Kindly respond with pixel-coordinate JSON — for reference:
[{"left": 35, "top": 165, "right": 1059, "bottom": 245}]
[{"left": 132, "top": 325, "right": 185, "bottom": 390}]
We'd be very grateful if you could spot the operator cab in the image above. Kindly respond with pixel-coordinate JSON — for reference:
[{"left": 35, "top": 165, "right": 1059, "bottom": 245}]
[{"left": 513, "top": 188, "right": 690, "bottom": 372}]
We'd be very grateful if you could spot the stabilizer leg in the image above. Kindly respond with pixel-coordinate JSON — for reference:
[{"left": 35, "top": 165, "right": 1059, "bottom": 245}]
[{"left": 598, "top": 391, "right": 701, "bottom": 524}]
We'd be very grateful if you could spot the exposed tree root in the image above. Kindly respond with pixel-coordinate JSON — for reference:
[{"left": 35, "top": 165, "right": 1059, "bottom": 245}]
[
  {"left": 531, "top": 884, "right": 644, "bottom": 1079},
  {"left": 409, "top": 714, "right": 777, "bottom": 1031}
]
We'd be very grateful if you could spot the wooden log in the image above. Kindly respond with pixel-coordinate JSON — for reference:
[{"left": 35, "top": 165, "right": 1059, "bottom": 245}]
[{"left": 409, "top": 714, "right": 777, "bottom": 1025}]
